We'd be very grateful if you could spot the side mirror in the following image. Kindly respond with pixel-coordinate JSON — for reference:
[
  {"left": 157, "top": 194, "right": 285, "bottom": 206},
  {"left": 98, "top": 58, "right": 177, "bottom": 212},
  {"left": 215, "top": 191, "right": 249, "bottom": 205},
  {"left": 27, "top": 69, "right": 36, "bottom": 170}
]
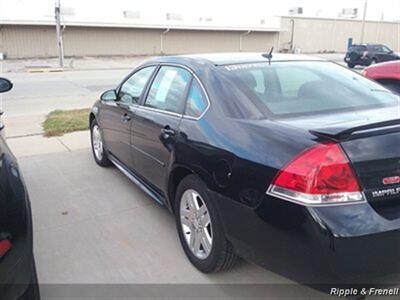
[
  {"left": 0, "top": 78, "right": 13, "bottom": 93},
  {"left": 100, "top": 89, "right": 117, "bottom": 101}
]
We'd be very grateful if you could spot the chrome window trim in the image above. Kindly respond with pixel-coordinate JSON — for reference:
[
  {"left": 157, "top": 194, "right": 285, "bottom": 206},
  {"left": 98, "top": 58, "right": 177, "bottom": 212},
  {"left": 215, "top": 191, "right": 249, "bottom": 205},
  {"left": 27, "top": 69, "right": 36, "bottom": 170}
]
[{"left": 136, "top": 104, "right": 182, "bottom": 118}]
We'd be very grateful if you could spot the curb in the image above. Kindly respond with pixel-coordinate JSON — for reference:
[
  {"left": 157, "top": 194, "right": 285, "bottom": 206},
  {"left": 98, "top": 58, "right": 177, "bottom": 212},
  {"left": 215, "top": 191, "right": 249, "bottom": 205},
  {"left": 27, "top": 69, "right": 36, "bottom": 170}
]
[{"left": 26, "top": 68, "right": 64, "bottom": 73}]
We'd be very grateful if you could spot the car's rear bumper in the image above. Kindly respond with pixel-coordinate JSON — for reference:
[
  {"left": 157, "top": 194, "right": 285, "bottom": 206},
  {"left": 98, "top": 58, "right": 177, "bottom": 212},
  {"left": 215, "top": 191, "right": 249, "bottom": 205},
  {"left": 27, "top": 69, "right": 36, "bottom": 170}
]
[
  {"left": 215, "top": 192, "right": 400, "bottom": 285},
  {"left": 345, "top": 56, "right": 371, "bottom": 66}
]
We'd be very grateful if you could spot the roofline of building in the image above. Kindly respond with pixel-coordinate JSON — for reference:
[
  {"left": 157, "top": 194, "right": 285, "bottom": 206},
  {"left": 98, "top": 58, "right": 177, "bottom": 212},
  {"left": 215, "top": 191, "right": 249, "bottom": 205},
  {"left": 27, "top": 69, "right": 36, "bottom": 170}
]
[
  {"left": 0, "top": 19, "right": 285, "bottom": 32},
  {"left": 280, "top": 15, "right": 400, "bottom": 25}
]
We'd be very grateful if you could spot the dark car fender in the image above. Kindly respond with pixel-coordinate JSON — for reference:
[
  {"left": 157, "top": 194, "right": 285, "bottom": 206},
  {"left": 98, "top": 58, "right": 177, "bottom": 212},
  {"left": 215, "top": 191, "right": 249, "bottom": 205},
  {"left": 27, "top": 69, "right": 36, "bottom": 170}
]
[{"left": 0, "top": 139, "right": 36, "bottom": 299}]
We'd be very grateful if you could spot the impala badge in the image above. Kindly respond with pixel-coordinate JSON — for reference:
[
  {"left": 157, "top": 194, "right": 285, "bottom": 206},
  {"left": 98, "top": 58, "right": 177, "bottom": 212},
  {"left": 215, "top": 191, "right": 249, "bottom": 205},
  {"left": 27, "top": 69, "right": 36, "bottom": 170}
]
[{"left": 383, "top": 176, "right": 400, "bottom": 185}]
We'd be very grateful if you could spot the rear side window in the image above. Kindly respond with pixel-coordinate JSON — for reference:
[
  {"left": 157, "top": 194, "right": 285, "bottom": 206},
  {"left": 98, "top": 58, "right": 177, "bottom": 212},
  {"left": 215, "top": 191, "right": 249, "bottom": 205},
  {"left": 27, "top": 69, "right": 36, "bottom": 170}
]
[
  {"left": 118, "top": 66, "right": 155, "bottom": 104},
  {"left": 145, "top": 66, "right": 192, "bottom": 114},
  {"left": 185, "top": 80, "right": 208, "bottom": 118}
]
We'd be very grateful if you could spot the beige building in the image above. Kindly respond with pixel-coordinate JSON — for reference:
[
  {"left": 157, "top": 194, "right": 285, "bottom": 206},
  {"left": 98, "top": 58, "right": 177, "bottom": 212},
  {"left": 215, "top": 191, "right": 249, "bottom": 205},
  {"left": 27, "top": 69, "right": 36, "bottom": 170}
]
[
  {"left": 0, "top": 22, "right": 281, "bottom": 59},
  {"left": 1, "top": 17, "right": 399, "bottom": 59},
  {"left": 280, "top": 16, "right": 400, "bottom": 53}
]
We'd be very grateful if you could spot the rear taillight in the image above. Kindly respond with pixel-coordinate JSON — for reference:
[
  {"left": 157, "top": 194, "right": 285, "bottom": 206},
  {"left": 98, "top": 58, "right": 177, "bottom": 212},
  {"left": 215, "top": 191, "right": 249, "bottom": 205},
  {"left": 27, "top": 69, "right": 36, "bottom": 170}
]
[
  {"left": 0, "top": 239, "right": 12, "bottom": 258},
  {"left": 267, "top": 143, "right": 365, "bottom": 206}
]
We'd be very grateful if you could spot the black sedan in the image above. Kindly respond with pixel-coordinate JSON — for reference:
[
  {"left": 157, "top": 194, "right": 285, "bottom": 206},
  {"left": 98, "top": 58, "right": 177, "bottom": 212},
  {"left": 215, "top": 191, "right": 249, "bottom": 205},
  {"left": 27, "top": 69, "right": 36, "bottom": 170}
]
[
  {"left": 0, "top": 78, "right": 39, "bottom": 300},
  {"left": 345, "top": 44, "right": 400, "bottom": 68},
  {"left": 90, "top": 53, "right": 400, "bottom": 284}
]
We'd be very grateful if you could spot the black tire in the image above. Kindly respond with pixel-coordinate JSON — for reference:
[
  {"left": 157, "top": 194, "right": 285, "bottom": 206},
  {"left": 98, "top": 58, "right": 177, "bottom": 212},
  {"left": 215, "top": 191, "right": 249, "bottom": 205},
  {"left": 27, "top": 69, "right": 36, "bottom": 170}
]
[
  {"left": 175, "top": 174, "right": 238, "bottom": 273},
  {"left": 347, "top": 63, "right": 355, "bottom": 69},
  {"left": 349, "top": 52, "right": 359, "bottom": 60},
  {"left": 369, "top": 58, "right": 378, "bottom": 66},
  {"left": 90, "top": 119, "right": 111, "bottom": 167}
]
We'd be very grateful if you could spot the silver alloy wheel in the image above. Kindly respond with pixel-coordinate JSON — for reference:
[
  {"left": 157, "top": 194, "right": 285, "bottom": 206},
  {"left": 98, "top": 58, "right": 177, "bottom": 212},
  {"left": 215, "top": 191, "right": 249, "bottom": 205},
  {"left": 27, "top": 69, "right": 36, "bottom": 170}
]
[
  {"left": 180, "top": 189, "right": 213, "bottom": 260},
  {"left": 92, "top": 125, "right": 103, "bottom": 161}
]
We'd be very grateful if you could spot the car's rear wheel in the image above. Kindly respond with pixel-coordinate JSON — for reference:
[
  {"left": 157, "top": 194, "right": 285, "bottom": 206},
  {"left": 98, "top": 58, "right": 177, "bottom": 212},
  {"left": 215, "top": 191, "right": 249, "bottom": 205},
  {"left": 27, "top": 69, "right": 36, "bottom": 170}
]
[
  {"left": 90, "top": 119, "right": 111, "bottom": 167},
  {"left": 370, "top": 58, "right": 378, "bottom": 65},
  {"left": 347, "top": 63, "right": 355, "bottom": 69},
  {"left": 175, "top": 175, "right": 238, "bottom": 273}
]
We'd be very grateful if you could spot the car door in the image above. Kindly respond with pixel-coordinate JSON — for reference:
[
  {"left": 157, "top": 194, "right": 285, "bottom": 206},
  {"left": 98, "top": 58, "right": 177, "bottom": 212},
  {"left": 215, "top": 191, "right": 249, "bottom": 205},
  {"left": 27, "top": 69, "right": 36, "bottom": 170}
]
[
  {"left": 131, "top": 65, "right": 192, "bottom": 191},
  {"left": 101, "top": 66, "right": 156, "bottom": 168},
  {"left": 367, "top": 45, "right": 381, "bottom": 62},
  {"left": 381, "top": 45, "right": 397, "bottom": 61}
]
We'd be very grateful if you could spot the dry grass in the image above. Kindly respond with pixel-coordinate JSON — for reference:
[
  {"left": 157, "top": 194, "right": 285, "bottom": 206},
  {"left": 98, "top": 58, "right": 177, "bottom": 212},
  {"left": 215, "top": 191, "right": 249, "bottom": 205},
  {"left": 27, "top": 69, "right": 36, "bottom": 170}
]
[{"left": 43, "top": 108, "right": 90, "bottom": 137}]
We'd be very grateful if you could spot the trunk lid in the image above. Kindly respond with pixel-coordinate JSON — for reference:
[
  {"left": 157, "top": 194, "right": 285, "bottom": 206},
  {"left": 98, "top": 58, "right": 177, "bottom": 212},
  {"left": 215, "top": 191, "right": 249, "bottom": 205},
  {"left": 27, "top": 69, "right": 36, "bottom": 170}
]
[{"left": 279, "top": 106, "right": 400, "bottom": 219}]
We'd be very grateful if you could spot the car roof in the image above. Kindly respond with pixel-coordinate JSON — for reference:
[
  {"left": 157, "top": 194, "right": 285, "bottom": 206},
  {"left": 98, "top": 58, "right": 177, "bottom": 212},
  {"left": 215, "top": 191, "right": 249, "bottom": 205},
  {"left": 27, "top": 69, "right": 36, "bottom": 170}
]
[
  {"left": 181, "top": 53, "right": 323, "bottom": 65},
  {"left": 147, "top": 52, "right": 325, "bottom": 69},
  {"left": 350, "top": 44, "right": 367, "bottom": 47},
  {"left": 351, "top": 44, "right": 387, "bottom": 48}
]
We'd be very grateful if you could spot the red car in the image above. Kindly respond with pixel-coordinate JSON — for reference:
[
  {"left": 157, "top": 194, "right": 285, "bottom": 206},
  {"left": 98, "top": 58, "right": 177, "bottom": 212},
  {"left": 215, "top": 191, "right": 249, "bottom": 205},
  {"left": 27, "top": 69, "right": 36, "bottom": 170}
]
[{"left": 363, "top": 60, "right": 400, "bottom": 94}]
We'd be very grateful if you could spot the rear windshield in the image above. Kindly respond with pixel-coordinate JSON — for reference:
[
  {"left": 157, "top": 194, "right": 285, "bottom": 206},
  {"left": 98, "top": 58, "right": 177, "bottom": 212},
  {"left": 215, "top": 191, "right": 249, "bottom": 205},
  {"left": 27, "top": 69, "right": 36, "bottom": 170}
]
[
  {"left": 218, "top": 61, "right": 399, "bottom": 119},
  {"left": 349, "top": 45, "right": 367, "bottom": 52}
]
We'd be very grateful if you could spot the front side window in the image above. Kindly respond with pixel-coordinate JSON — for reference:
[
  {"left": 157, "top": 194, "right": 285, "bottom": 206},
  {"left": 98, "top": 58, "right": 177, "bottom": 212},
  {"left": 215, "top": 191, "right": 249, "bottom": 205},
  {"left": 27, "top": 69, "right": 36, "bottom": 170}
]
[
  {"left": 118, "top": 66, "right": 156, "bottom": 104},
  {"left": 145, "top": 66, "right": 192, "bottom": 114},
  {"left": 185, "top": 80, "right": 208, "bottom": 118},
  {"left": 218, "top": 61, "right": 399, "bottom": 118}
]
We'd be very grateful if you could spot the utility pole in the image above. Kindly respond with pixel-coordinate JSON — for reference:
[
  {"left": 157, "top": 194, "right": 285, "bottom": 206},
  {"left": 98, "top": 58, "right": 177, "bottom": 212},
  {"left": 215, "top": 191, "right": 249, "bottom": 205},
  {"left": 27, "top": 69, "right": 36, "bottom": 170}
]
[
  {"left": 55, "top": 0, "right": 64, "bottom": 67},
  {"left": 331, "top": 15, "right": 338, "bottom": 52},
  {"left": 376, "top": 13, "right": 384, "bottom": 42},
  {"left": 360, "top": 0, "right": 368, "bottom": 44},
  {"left": 289, "top": 19, "right": 295, "bottom": 52}
]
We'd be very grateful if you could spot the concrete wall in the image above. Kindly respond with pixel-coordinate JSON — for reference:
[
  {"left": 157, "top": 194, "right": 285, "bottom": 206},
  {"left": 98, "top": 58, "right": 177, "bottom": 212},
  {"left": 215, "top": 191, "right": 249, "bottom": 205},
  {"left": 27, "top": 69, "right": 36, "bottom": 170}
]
[
  {"left": 0, "top": 25, "right": 279, "bottom": 59},
  {"left": 280, "top": 16, "right": 400, "bottom": 53},
  {"left": 63, "top": 27, "right": 161, "bottom": 56}
]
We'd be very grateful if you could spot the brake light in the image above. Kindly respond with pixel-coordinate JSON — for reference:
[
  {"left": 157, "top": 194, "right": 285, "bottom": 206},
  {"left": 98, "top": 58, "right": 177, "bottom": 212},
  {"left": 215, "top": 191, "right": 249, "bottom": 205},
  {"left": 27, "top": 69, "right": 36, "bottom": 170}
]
[
  {"left": 267, "top": 143, "right": 365, "bottom": 205},
  {"left": 0, "top": 240, "right": 12, "bottom": 258}
]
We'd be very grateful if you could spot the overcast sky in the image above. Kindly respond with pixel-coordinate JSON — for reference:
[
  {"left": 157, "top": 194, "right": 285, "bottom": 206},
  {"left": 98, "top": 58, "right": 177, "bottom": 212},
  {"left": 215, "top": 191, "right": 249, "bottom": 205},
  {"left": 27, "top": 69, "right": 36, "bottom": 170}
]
[{"left": 1, "top": 0, "right": 399, "bottom": 28}]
